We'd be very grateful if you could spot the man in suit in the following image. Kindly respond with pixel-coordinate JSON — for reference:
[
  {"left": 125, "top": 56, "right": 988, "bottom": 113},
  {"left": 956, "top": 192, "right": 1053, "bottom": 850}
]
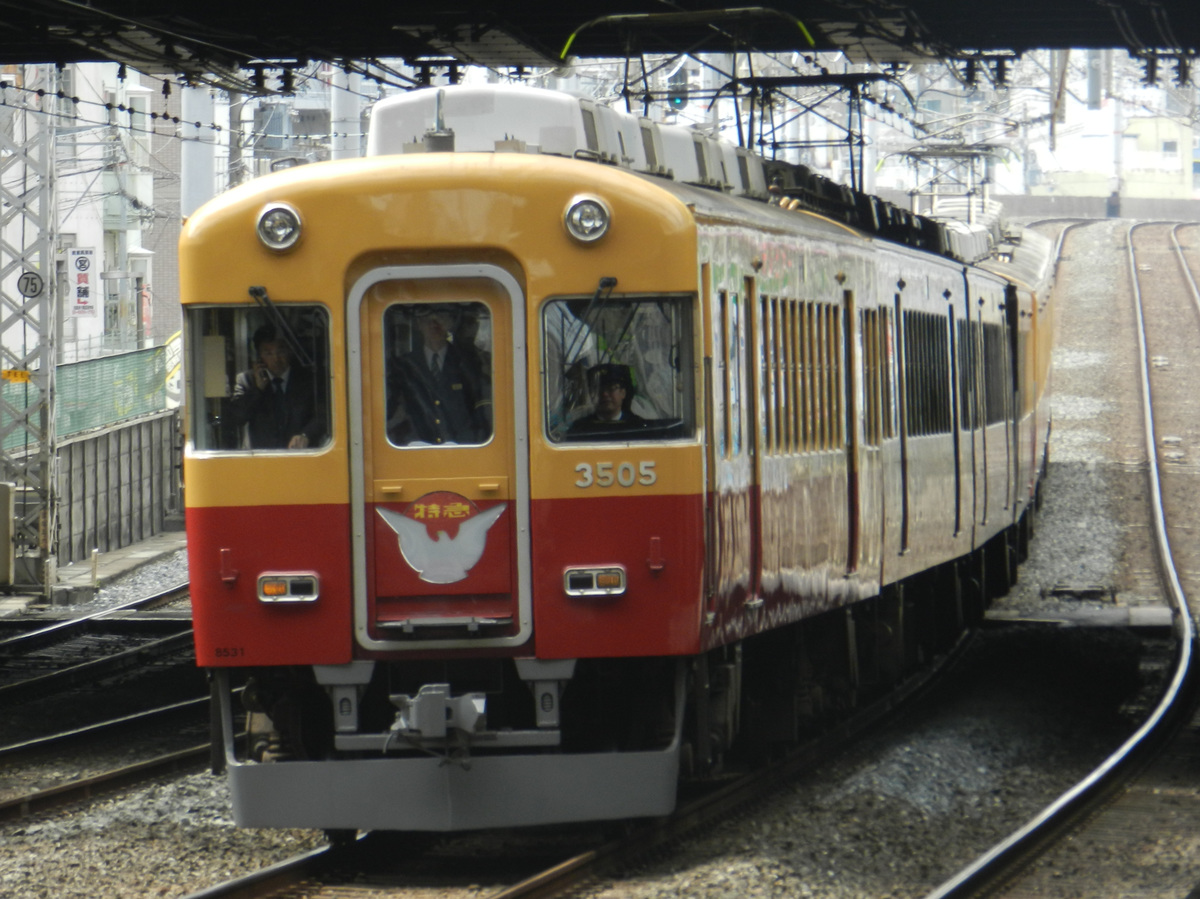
[
  {"left": 227, "top": 325, "right": 323, "bottom": 449},
  {"left": 568, "top": 363, "right": 646, "bottom": 435},
  {"left": 391, "top": 306, "right": 490, "bottom": 446}
]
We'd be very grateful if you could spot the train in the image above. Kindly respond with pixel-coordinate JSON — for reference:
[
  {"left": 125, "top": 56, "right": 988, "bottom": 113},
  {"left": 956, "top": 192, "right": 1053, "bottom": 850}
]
[{"left": 180, "top": 82, "right": 1054, "bottom": 833}]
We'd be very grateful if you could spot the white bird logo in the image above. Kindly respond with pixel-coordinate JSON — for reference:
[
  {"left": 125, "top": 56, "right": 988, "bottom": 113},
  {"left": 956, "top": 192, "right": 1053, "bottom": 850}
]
[{"left": 377, "top": 504, "right": 506, "bottom": 584}]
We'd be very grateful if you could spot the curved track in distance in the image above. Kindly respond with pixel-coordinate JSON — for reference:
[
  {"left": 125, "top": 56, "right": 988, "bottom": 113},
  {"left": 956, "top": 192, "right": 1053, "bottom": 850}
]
[{"left": 926, "top": 220, "right": 1200, "bottom": 898}]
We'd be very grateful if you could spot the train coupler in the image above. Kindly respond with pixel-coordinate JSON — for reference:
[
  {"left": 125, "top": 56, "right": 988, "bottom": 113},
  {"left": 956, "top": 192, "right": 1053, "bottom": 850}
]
[{"left": 390, "top": 683, "right": 487, "bottom": 739}]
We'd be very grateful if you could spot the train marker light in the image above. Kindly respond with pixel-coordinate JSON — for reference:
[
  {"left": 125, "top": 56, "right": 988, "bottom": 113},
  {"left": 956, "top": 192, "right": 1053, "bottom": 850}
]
[
  {"left": 257, "top": 573, "right": 320, "bottom": 602},
  {"left": 256, "top": 203, "right": 303, "bottom": 252},
  {"left": 563, "top": 566, "right": 626, "bottom": 597},
  {"left": 564, "top": 196, "right": 610, "bottom": 243}
]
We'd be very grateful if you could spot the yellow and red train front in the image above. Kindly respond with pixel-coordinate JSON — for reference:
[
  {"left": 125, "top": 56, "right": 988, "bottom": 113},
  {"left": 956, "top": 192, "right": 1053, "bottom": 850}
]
[{"left": 183, "top": 152, "right": 707, "bottom": 672}]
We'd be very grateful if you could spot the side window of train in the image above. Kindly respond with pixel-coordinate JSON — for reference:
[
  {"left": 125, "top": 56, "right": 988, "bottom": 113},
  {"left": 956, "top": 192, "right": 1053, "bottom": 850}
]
[
  {"left": 543, "top": 295, "right": 695, "bottom": 443},
  {"left": 957, "top": 317, "right": 982, "bottom": 429},
  {"left": 756, "top": 296, "right": 859, "bottom": 455},
  {"left": 955, "top": 314, "right": 1009, "bottom": 428},
  {"left": 726, "top": 291, "right": 743, "bottom": 457},
  {"left": 715, "top": 290, "right": 727, "bottom": 457},
  {"left": 862, "top": 308, "right": 882, "bottom": 446},
  {"left": 901, "top": 309, "right": 952, "bottom": 437},
  {"left": 982, "top": 321, "right": 1009, "bottom": 425},
  {"left": 186, "top": 304, "right": 332, "bottom": 452},
  {"left": 382, "top": 302, "right": 493, "bottom": 447},
  {"left": 760, "top": 295, "right": 777, "bottom": 454},
  {"left": 861, "top": 305, "right": 897, "bottom": 445},
  {"left": 880, "top": 307, "right": 896, "bottom": 439}
]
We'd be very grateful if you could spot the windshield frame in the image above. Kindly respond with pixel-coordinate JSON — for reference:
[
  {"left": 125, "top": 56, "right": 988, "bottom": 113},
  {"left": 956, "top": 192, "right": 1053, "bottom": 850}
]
[{"left": 540, "top": 292, "right": 697, "bottom": 445}]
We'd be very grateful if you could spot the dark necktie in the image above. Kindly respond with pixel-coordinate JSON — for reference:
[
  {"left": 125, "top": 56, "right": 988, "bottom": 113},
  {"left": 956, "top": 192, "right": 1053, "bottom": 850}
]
[
  {"left": 270, "top": 377, "right": 286, "bottom": 438},
  {"left": 430, "top": 354, "right": 441, "bottom": 379}
]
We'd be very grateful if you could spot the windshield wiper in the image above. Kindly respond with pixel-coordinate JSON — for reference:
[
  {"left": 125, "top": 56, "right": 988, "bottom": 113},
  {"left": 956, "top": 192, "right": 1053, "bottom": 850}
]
[{"left": 248, "top": 285, "right": 316, "bottom": 368}]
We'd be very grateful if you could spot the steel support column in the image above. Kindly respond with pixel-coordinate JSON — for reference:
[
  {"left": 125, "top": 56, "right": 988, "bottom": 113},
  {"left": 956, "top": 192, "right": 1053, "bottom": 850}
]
[{"left": 0, "top": 66, "right": 58, "bottom": 593}]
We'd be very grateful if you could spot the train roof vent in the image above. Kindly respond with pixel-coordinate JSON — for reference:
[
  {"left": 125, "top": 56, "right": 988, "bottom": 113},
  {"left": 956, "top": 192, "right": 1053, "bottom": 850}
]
[
  {"left": 365, "top": 84, "right": 765, "bottom": 197},
  {"left": 368, "top": 84, "right": 588, "bottom": 158},
  {"left": 654, "top": 123, "right": 701, "bottom": 183},
  {"left": 728, "top": 147, "right": 767, "bottom": 199}
]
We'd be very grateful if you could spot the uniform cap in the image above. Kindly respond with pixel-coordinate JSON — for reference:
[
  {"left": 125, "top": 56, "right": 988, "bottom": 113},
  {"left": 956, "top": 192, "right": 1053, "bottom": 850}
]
[{"left": 590, "top": 363, "right": 634, "bottom": 391}]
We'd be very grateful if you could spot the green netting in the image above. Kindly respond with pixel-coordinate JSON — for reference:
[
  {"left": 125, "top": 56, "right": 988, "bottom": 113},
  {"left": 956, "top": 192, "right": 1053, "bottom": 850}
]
[{"left": 2, "top": 347, "right": 169, "bottom": 451}]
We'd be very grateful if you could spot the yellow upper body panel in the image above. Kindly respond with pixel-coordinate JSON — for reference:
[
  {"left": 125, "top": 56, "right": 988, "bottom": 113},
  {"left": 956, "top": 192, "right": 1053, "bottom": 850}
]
[
  {"left": 181, "top": 153, "right": 704, "bottom": 510},
  {"left": 180, "top": 153, "right": 699, "bottom": 308}
]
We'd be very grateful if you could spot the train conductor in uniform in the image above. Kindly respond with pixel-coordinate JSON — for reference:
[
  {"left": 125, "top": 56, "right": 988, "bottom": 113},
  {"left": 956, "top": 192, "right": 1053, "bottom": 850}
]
[
  {"left": 226, "top": 325, "right": 323, "bottom": 449},
  {"left": 390, "top": 306, "right": 490, "bottom": 445}
]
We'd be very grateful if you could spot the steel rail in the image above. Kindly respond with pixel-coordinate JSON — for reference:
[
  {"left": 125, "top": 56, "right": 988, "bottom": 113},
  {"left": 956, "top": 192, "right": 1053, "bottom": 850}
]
[
  {"left": 0, "top": 695, "right": 209, "bottom": 758},
  {"left": 181, "top": 629, "right": 980, "bottom": 899},
  {"left": 178, "top": 845, "right": 344, "bottom": 899},
  {"left": 484, "top": 629, "right": 982, "bottom": 899},
  {"left": 1170, "top": 222, "right": 1200, "bottom": 313},
  {"left": 0, "top": 629, "right": 195, "bottom": 704},
  {"left": 0, "top": 744, "right": 210, "bottom": 822},
  {"left": 922, "top": 220, "right": 1199, "bottom": 899},
  {"left": 0, "top": 580, "right": 189, "bottom": 653}
]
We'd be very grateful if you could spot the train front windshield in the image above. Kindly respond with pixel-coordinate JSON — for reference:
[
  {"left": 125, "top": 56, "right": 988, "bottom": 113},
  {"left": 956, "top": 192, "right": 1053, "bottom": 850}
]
[
  {"left": 543, "top": 295, "right": 695, "bottom": 442},
  {"left": 186, "top": 304, "right": 332, "bottom": 453},
  {"left": 382, "top": 302, "right": 493, "bottom": 448}
]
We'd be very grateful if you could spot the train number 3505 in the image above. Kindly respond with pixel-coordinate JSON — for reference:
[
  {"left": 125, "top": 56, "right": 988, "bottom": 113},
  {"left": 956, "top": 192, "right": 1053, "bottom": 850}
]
[{"left": 575, "top": 460, "right": 657, "bottom": 489}]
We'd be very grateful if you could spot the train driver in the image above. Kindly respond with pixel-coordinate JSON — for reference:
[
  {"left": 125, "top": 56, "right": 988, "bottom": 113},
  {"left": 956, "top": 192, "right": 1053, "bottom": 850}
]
[
  {"left": 568, "top": 363, "right": 647, "bottom": 434},
  {"left": 225, "top": 325, "right": 324, "bottom": 450}
]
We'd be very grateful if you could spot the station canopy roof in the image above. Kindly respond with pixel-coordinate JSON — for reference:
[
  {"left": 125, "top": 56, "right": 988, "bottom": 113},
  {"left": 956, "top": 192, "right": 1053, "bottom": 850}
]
[{"left": 3, "top": 1, "right": 1198, "bottom": 89}]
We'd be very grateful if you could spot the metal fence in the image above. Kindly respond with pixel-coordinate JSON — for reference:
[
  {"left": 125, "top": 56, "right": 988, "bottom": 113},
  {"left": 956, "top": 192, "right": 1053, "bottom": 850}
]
[
  {"left": 57, "top": 345, "right": 173, "bottom": 439},
  {"left": 1, "top": 345, "right": 183, "bottom": 568},
  {"left": 3, "top": 343, "right": 173, "bottom": 450},
  {"left": 56, "top": 409, "right": 181, "bottom": 565}
]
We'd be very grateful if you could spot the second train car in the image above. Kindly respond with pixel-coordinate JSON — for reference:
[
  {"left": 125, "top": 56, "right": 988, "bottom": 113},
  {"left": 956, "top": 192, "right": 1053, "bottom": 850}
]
[{"left": 181, "top": 83, "right": 1054, "bottom": 833}]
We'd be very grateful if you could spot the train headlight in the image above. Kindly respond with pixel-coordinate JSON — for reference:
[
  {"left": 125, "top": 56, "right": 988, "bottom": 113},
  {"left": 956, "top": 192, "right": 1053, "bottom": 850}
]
[
  {"left": 256, "top": 203, "right": 303, "bottom": 252},
  {"left": 563, "top": 566, "right": 626, "bottom": 597},
  {"left": 564, "top": 196, "right": 611, "bottom": 243},
  {"left": 257, "top": 573, "right": 319, "bottom": 603}
]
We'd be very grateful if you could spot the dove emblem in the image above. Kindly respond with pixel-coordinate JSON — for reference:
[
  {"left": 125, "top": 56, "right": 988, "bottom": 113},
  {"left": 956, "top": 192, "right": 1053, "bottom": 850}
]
[{"left": 378, "top": 503, "right": 506, "bottom": 584}]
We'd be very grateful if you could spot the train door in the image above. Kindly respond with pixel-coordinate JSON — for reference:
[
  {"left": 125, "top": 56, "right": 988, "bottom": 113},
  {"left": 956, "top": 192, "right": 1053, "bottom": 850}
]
[
  {"left": 709, "top": 278, "right": 757, "bottom": 613},
  {"left": 859, "top": 297, "right": 892, "bottom": 578},
  {"left": 893, "top": 290, "right": 910, "bottom": 554},
  {"left": 744, "top": 276, "right": 763, "bottom": 603},
  {"left": 947, "top": 296, "right": 962, "bottom": 537},
  {"left": 843, "top": 289, "right": 861, "bottom": 572},
  {"left": 346, "top": 264, "right": 531, "bottom": 652},
  {"left": 1004, "top": 282, "right": 1020, "bottom": 512},
  {"left": 960, "top": 285, "right": 982, "bottom": 543}
]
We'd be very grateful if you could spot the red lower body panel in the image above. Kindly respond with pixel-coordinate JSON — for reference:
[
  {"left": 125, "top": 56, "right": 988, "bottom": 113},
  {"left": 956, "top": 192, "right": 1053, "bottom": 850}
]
[
  {"left": 187, "top": 504, "right": 353, "bottom": 667},
  {"left": 530, "top": 493, "right": 704, "bottom": 658}
]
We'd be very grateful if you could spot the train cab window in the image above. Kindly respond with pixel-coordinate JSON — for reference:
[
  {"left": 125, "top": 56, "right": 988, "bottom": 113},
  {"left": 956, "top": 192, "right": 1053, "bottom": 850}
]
[
  {"left": 187, "top": 304, "right": 331, "bottom": 452},
  {"left": 543, "top": 295, "right": 695, "bottom": 442},
  {"left": 382, "top": 302, "right": 493, "bottom": 447}
]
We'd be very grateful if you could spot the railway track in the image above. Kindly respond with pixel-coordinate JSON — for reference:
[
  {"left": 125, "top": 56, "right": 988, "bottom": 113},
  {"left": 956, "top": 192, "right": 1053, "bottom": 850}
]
[
  {"left": 0, "top": 580, "right": 192, "bottom": 695},
  {"left": 0, "top": 580, "right": 214, "bottom": 821},
  {"left": 919, "top": 220, "right": 1200, "bottom": 897},
  {"left": 16, "top": 220, "right": 1190, "bottom": 892},
  {"left": 0, "top": 581, "right": 193, "bottom": 692},
  {"left": 184, "top": 628, "right": 1051, "bottom": 899},
  {"left": 0, "top": 741, "right": 210, "bottom": 824},
  {"left": 178, "top": 220, "right": 1192, "bottom": 899}
]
